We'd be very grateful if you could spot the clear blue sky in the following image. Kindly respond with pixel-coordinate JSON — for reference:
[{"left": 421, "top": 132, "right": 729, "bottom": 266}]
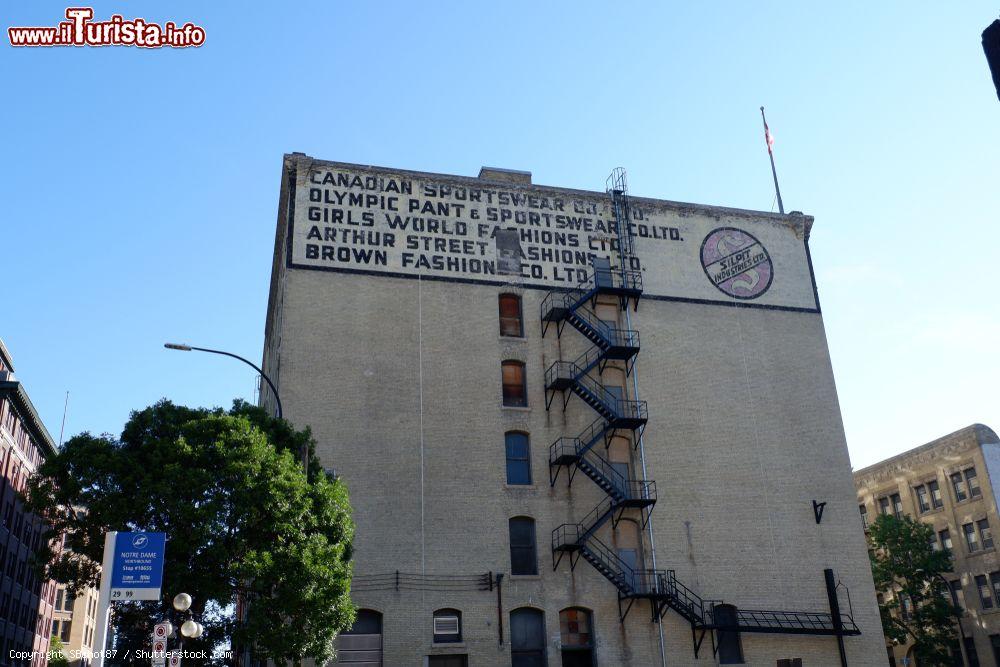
[{"left": 4, "top": 1, "right": 998, "bottom": 469}]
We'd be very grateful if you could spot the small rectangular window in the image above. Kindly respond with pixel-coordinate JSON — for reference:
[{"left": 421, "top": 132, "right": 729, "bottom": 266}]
[
  {"left": 965, "top": 523, "right": 980, "bottom": 552},
  {"left": 977, "top": 574, "right": 993, "bottom": 609},
  {"left": 499, "top": 294, "right": 523, "bottom": 337},
  {"left": 859, "top": 504, "right": 869, "bottom": 529},
  {"left": 900, "top": 594, "right": 913, "bottom": 620},
  {"left": 966, "top": 468, "right": 982, "bottom": 498},
  {"left": 952, "top": 472, "right": 968, "bottom": 502},
  {"left": 891, "top": 493, "right": 903, "bottom": 518},
  {"left": 878, "top": 496, "right": 891, "bottom": 516},
  {"left": 928, "top": 479, "right": 944, "bottom": 508},
  {"left": 950, "top": 579, "right": 964, "bottom": 611},
  {"left": 940, "top": 528, "right": 953, "bottom": 553},
  {"left": 915, "top": 485, "right": 930, "bottom": 513},
  {"left": 980, "top": 518, "right": 994, "bottom": 550},
  {"left": 990, "top": 572, "right": 1000, "bottom": 607}
]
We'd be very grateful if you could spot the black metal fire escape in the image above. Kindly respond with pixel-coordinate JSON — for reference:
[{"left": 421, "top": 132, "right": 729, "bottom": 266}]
[{"left": 542, "top": 169, "right": 861, "bottom": 658}]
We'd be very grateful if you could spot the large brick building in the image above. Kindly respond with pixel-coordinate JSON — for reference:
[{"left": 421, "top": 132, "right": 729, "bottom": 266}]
[
  {"left": 0, "top": 340, "right": 59, "bottom": 667},
  {"left": 855, "top": 424, "right": 1000, "bottom": 665},
  {"left": 262, "top": 154, "right": 886, "bottom": 665}
]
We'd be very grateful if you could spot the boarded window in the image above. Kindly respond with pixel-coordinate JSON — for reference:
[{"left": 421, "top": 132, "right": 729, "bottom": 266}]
[
  {"left": 559, "top": 607, "right": 594, "bottom": 667},
  {"left": 502, "top": 361, "right": 527, "bottom": 407},
  {"left": 499, "top": 294, "right": 523, "bottom": 337}
]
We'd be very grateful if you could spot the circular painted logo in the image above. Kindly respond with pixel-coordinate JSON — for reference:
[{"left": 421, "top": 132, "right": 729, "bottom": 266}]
[
  {"left": 131, "top": 533, "right": 149, "bottom": 549},
  {"left": 700, "top": 227, "right": 773, "bottom": 300}
]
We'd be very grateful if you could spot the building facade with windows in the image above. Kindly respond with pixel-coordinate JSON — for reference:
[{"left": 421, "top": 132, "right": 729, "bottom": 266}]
[
  {"left": 262, "top": 155, "right": 887, "bottom": 665},
  {"left": 855, "top": 424, "right": 1000, "bottom": 666},
  {"left": 50, "top": 579, "right": 98, "bottom": 667},
  {"left": 0, "top": 340, "right": 59, "bottom": 667}
]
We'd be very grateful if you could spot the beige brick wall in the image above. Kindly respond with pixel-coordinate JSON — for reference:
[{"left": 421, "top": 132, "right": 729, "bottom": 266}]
[
  {"left": 855, "top": 424, "right": 1000, "bottom": 664},
  {"left": 264, "top": 159, "right": 886, "bottom": 666}
]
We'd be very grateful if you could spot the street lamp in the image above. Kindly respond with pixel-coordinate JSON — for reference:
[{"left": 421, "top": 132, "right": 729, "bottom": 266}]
[
  {"left": 171, "top": 592, "right": 203, "bottom": 639},
  {"left": 164, "top": 343, "right": 283, "bottom": 420},
  {"left": 932, "top": 572, "right": 967, "bottom": 666},
  {"left": 181, "top": 620, "right": 204, "bottom": 639}
]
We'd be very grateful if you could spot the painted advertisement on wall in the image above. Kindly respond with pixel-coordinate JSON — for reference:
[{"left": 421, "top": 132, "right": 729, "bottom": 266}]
[{"left": 287, "top": 160, "right": 819, "bottom": 312}]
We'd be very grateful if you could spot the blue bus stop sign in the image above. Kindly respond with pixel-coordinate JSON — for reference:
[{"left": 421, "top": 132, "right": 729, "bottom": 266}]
[{"left": 109, "top": 532, "right": 166, "bottom": 601}]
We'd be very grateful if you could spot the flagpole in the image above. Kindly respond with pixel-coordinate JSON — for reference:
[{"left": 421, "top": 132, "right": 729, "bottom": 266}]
[{"left": 760, "top": 106, "right": 785, "bottom": 214}]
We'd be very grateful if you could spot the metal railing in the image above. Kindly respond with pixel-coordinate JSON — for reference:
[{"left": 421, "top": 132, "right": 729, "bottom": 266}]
[
  {"left": 544, "top": 360, "right": 648, "bottom": 422},
  {"left": 576, "top": 447, "right": 655, "bottom": 503},
  {"left": 566, "top": 304, "right": 640, "bottom": 351},
  {"left": 540, "top": 268, "right": 644, "bottom": 322},
  {"left": 663, "top": 570, "right": 708, "bottom": 622},
  {"left": 701, "top": 603, "right": 861, "bottom": 635},
  {"left": 592, "top": 267, "right": 644, "bottom": 295},
  {"left": 575, "top": 497, "right": 618, "bottom": 540}
]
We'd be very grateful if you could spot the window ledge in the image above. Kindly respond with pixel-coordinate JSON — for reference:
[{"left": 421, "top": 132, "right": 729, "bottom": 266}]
[
  {"left": 429, "top": 643, "right": 467, "bottom": 650},
  {"left": 499, "top": 336, "right": 527, "bottom": 343},
  {"left": 501, "top": 406, "right": 532, "bottom": 412},
  {"left": 503, "top": 484, "right": 539, "bottom": 491},
  {"left": 965, "top": 547, "right": 996, "bottom": 558},
  {"left": 509, "top": 574, "right": 542, "bottom": 580}
]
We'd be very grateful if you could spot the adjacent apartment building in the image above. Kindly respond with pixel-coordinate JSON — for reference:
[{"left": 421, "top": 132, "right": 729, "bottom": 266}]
[
  {"left": 0, "top": 340, "right": 59, "bottom": 667},
  {"left": 50, "top": 578, "right": 99, "bottom": 667},
  {"left": 262, "top": 154, "right": 887, "bottom": 665},
  {"left": 855, "top": 424, "right": 1000, "bottom": 666}
]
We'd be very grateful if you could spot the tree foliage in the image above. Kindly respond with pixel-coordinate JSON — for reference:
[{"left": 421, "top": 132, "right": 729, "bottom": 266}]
[
  {"left": 48, "top": 637, "right": 69, "bottom": 667},
  {"left": 867, "top": 514, "right": 958, "bottom": 665},
  {"left": 25, "top": 399, "right": 355, "bottom": 665}
]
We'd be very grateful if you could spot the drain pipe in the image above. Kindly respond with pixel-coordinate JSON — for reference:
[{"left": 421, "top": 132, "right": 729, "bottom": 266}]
[{"left": 624, "top": 303, "right": 667, "bottom": 667}]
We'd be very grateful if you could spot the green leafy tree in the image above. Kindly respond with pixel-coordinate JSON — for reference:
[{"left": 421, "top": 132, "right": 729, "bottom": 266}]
[
  {"left": 25, "top": 400, "right": 355, "bottom": 665},
  {"left": 867, "top": 514, "right": 958, "bottom": 665},
  {"left": 48, "top": 637, "right": 70, "bottom": 667}
]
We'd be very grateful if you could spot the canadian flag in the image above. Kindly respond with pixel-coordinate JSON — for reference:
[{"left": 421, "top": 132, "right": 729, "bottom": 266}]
[{"left": 764, "top": 121, "right": 775, "bottom": 154}]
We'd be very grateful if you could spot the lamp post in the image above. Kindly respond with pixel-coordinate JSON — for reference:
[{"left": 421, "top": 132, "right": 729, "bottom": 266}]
[
  {"left": 170, "top": 592, "right": 204, "bottom": 659},
  {"left": 933, "top": 572, "right": 967, "bottom": 666},
  {"left": 163, "top": 343, "right": 282, "bottom": 420}
]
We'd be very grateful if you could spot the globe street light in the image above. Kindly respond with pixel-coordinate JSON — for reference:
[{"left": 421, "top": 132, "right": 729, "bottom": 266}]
[
  {"left": 181, "top": 620, "right": 204, "bottom": 639},
  {"left": 173, "top": 593, "right": 192, "bottom": 613}
]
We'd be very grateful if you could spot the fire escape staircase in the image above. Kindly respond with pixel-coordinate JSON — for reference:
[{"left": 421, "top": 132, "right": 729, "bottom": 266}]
[{"left": 542, "top": 267, "right": 860, "bottom": 656}]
